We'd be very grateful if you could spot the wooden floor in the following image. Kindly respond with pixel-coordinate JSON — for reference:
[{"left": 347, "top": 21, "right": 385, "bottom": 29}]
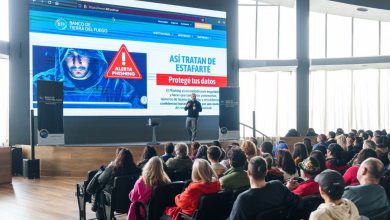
[{"left": 0, "top": 177, "right": 128, "bottom": 220}]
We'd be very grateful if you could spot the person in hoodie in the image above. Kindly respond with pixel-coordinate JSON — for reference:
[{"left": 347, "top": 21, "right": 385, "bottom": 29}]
[
  {"left": 165, "top": 159, "right": 221, "bottom": 220},
  {"left": 309, "top": 169, "right": 360, "bottom": 220},
  {"left": 33, "top": 47, "right": 143, "bottom": 107},
  {"left": 127, "top": 156, "right": 171, "bottom": 220}
]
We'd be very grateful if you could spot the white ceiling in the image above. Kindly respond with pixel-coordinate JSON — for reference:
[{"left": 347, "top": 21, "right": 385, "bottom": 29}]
[
  {"left": 256, "top": 0, "right": 390, "bottom": 22},
  {"left": 311, "top": 0, "right": 390, "bottom": 22}
]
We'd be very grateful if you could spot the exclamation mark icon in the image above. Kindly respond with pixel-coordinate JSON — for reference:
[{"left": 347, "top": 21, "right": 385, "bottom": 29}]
[{"left": 122, "top": 52, "right": 126, "bottom": 66}]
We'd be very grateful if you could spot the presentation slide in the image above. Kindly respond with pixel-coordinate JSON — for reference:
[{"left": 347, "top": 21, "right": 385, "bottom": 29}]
[{"left": 29, "top": 0, "right": 227, "bottom": 116}]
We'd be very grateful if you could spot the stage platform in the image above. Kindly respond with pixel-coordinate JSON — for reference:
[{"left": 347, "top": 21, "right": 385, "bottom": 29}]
[{"left": 19, "top": 140, "right": 239, "bottom": 177}]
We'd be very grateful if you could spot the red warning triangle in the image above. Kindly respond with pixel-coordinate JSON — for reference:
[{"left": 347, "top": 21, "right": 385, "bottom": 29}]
[{"left": 104, "top": 44, "right": 143, "bottom": 80}]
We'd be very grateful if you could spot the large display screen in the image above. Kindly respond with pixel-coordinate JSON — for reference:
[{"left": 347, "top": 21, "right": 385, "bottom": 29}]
[{"left": 29, "top": 0, "right": 227, "bottom": 116}]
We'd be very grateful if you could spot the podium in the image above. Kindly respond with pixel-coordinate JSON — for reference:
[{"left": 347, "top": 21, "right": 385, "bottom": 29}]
[{"left": 147, "top": 118, "right": 160, "bottom": 145}]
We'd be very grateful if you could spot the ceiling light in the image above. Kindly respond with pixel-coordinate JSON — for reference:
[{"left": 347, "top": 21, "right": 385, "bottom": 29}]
[{"left": 357, "top": 7, "right": 368, "bottom": 12}]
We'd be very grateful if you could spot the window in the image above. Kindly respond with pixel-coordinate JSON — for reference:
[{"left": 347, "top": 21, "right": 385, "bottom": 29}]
[
  {"left": 353, "top": 18, "right": 379, "bottom": 56},
  {"left": 238, "top": 6, "right": 257, "bottom": 59},
  {"left": 309, "top": 12, "right": 326, "bottom": 58},
  {"left": 0, "top": 58, "right": 9, "bottom": 145},
  {"left": 279, "top": 6, "right": 296, "bottom": 59},
  {"left": 381, "top": 22, "right": 390, "bottom": 55},
  {"left": 257, "top": 6, "right": 279, "bottom": 59},
  {"left": 0, "top": 0, "right": 9, "bottom": 41},
  {"left": 240, "top": 71, "right": 296, "bottom": 136},
  {"left": 327, "top": 14, "right": 352, "bottom": 58}
]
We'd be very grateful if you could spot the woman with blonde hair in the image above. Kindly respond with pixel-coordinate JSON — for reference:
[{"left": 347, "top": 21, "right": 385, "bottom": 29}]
[
  {"left": 165, "top": 159, "right": 221, "bottom": 220},
  {"left": 127, "top": 156, "right": 171, "bottom": 220},
  {"left": 337, "top": 135, "right": 348, "bottom": 151}
]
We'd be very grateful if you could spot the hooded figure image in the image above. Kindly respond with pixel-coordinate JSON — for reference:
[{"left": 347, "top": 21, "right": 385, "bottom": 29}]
[{"left": 33, "top": 47, "right": 145, "bottom": 107}]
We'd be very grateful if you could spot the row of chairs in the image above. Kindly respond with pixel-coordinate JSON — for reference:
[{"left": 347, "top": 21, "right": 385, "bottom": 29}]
[{"left": 75, "top": 169, "right": 193, "bottom": 220}]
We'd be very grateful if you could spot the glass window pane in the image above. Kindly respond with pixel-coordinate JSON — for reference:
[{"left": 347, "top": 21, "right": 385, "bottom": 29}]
[
  {"left": 354, "top": 18, "right": 379, "bottom": 57},
  {"left": 279, "top": 6, "right": 296, "bottom": 59},
  {"left": 239, "top": 72, "right": 255, "bottom": 127},
  {"left": 381, "top": 22, "right": 390, "bottom": 55},
  {"left": 380, "top": 69, "right": 390, "bottom": 130},
  {"left": 254, "top": 72, "right": 278, "bottom": 135},
  {"left": 310, "top": 12, "right": 326, "bottom": 58},
  {"left": 257, "top": 6, "right": 279, "bottom": 59},
  {"left": 351, "top": 69, "right": 379, "bottom": 130},
  {"left": 325, "top": 70, "right": 352, "bottom": 131},
  {"left": 0, "top": 0, "right": 9, "bottom": 41},
  {"left": 327, "top": 15, "right": 352, "bottom": 58},
  {"left": 239, "top": 6, "right": 256, "bottom": 59},
  {"left": 238, "top": 0, "right": 257, "bottom": 5},
  {"left": 309, "top": 71, "right": 326, "bottom": 133},
  {"left": 0, "top": 58, "right": 9, "bottom": 144},
  {"left": 276, "top": 71, "right": 296, "bottom": 136}
]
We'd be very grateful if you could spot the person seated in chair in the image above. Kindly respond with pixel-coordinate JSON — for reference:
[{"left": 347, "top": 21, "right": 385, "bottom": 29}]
[
  {"left": 160, "top": 142, "right": 175, "bottom": 163},
  {"left": 88, "top": 148, "right": 141, "bottom": 220},
  {"left": 166, "top": 143, "right": 193, "bottom": 173},
  {"left": 128, "top": 156, "right": 171, "bottom": 220},
  {"left": 137, "top": 145, "right": 158, "bottom": 170},
  {"left": 165, "top": 159, "right": 221, "bottom": 220},
  {"left": 207, "top": 146, "right": 227, "bottom": 177},
  {"left": 228, "top": 156, "right": 302, "bottom": 220},
  {"left": 342, "top": 158, "right": 389, "bottom": 216},
  {"left": 219, "top": 147, "right": 250, "bottom": 191},
  {"left": 262, "top": 153, "right": 284, "bottom": 182},
  {"left": 287, "top": 157, "right": 321, "bottom": 197},
  {"left": 309, "top": 169, "right": 360, "bottom": 220}
]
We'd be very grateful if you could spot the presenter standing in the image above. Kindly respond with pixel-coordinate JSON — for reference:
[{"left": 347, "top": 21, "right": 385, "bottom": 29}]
[{"left": 185, "top": 93, "right": 202, "bottom": 142}]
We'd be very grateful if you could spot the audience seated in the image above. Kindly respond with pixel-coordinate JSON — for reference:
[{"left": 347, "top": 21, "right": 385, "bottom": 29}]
[
  {"left": 127, "top": 156, "right": 171, "bottom": 220},
  {"left": 241, "top": 140, "right": 258, "bottom": 170},
  {"left": 88, "top": 148, "right": 141, "bottom": 219},
  {"left": 313, "top": 134, "right": 327, "bottom": 149},
  {"left": 325, "top": 144, "right": 349, "bottom": 174},
  {"left": 286, "top": 128, "right": 300, "bottom": 137},
  {"left": 190, "top": 142, "right": 200, "bottom": 161},
  {"left": 326, "top": 131, "right": 337, "bottom": 147},
  {"left": 137, "top": 145, "right": 158, "bottom": 170},
  {"left": 363, "top": 140, "right": 376, "bottom": 150},
  {"left": 166, "top": 143, "right": 193, "bottom": 173},
  {"left": 219, "top": 147, "right": 250, "bottom": 191},
  {"left": 212, "top": 140, "right": 226, "bottom": 161},
  {"left": 343, "top": 149, "right": 377, "bottom": 186},
  {"left": 374, "top": 136, "right": 390, "bottom": 167},
  {"left": 195, "top": 145, "right": 208, "bottom": 160},
  {"left": 309, "top": 169, "right": 360, "bottom": 220},
  {"left": 220, "top": 144, "right": 234, "bottom": 169},
  {"left": 292, "top": 143, "right": 308, "bottom": 166},
  {"left": 345, "top": 135, "right": 357, "bottom": 162},
  {"left": 304, "top": 138, "right": 313, "bottom": 154},
  {"left": 310, "top": 150, "right": 326, "bottom": 172},
  {"left": 160, "top": 142, "right": 175, "bottom": 163},
  {"left": 263, "top": 153, "right": 284, "bottom": 182},
  {"left": 287, "top": 156, "right": 321, "bottom": 197},
  {"left": 336, "top": 135, "right": 348, "bottom": 152},
  {"left": 207, "top": 146, "right": 227, "bottom": 177},
  {"left": 260, "top": 141, "right": 274, "bottom": 155},
  {"left": 306, "top": 128, "right": 317, "bottom": 137},
  {"left": 312, "top": 144, "right": 327, "bottom": 156},
  {"left": 276, "top": 149, "right": 298, "bottom": 181},
  {"left": 272, "top": 141, "right": 288, "bottom": 157},
  {"left": 165, "top": 159, "right": 221, "bottom": 220},
  {"left": 228, "top": 156, "right": 302, "bottom": 220},
  {"left": 342, "top": 158, "right": 389, "bottom": 216}
]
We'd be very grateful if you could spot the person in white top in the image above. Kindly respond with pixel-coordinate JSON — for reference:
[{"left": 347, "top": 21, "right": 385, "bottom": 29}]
[{"left": 309, "top": 169, "right": 361, "bottom": 220}]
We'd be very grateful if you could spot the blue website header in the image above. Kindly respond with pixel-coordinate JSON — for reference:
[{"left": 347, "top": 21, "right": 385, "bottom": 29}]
[{"left": 30, "top": 1, "right": 226, "bottom": 48}]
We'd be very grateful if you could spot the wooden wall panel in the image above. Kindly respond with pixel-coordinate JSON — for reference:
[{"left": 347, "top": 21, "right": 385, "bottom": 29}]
[
  {"left": 0, "top": 147, "right": 12, "bottom": 184},
  {"left": 21, "top": 145, "right": 165, "bottom": 177}
]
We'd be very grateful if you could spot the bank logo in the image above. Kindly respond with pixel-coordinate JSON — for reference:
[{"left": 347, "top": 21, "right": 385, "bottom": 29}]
[{"left": 55, "top": 18, "right": 67, "bottom": 30}]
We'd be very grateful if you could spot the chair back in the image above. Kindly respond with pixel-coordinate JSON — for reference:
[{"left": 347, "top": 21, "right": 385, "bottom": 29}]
[
  {"left": 111, "top": 174, "right": 139, "bottom": 213},
  {"left": 300, "top": 194, "right": 323, "bottom": 219},
  {"left": 256, "top": 206, "right": 290, "bottom": 220},
  {"left": 148, "top": 181, "right": 185, "bottom": 220},
  {"left": 364, "top": 206, "right": 390, "bottom": 220},
  {"left": 194, "top": 191, "right": 234, "bottom": 220},
  {"left": 166, "top": 170, "right": 192, "bottom": 181},
  {"left": 232, "top": 185, "right": 250, "bottom": 202}
]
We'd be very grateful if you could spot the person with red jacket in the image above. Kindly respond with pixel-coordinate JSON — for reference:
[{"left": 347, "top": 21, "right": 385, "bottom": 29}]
[
  {"left": 165, "top": 159, "right": 221, "bottom": 220},
  {"left": 287, "top": 156, "right": 321, "bottom": 197},
  {"left": 343, "top": 148, "right": 377, "bottom": 186}
]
